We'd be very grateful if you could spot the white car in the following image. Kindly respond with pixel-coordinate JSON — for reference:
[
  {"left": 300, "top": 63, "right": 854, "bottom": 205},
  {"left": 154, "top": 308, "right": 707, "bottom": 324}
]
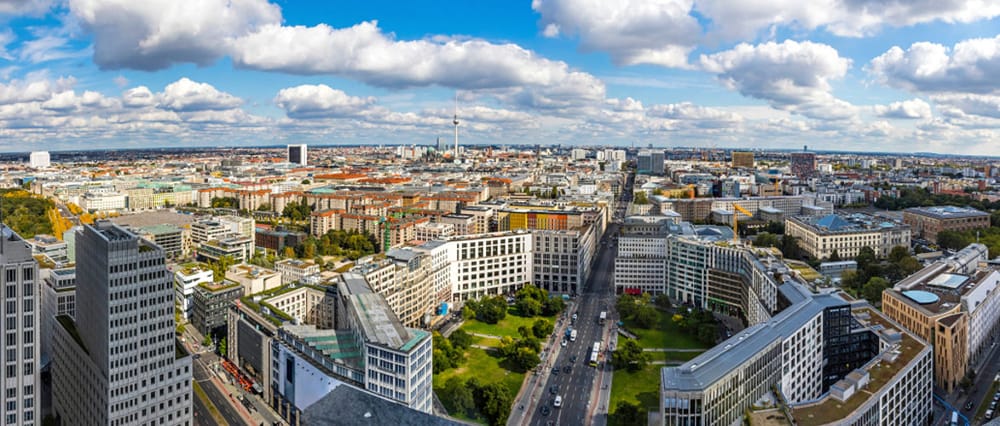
[
  {"left": 554, "top": 395, "right": 562, "bottom": 408},
  {"left": 561, "top": 339, "right": 567, "bottom": 347}
]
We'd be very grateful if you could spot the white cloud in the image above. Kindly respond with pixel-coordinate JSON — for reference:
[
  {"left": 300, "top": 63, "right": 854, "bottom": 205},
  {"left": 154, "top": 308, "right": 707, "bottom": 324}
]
[
  {"left": 931, "top": 93, "right": 1000, "bottom": 119},
  {"left": 646, "top": 102, "right": 743, "bottom": 128},
  {"left": 160, "top": 78, "right": 242, "bottom": 112},
  {"left": 868, "top": 36, "right": 1000, "bottom": 94},
  {"left": 69, "top": 0, "right": 281, "bottom": 70},
  {"left": 531, "top": 0, "right": 699, "bottom": 68},
  {"left": 0, "top": 0, "right": 52, "bottom": 16},
  {"left": 274, "top": 84, "right": 376, "bottom": 119},
  {"left": 122, "top": 86, "right": 155, "bottom": 108},
  {"left": 873, "top": 98, "right": 933, "bottom": 119},
  {"left": 699, "top": 40, "right": 855, "bottom": 120}
]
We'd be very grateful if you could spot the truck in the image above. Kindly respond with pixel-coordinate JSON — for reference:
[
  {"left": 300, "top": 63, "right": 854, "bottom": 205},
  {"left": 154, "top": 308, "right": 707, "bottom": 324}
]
[
  {"left": 599, "top": 311, "right": 607, "bottom": 325},
  {"left": 570, "top": 329, "right": 578, "bottom": 342}
]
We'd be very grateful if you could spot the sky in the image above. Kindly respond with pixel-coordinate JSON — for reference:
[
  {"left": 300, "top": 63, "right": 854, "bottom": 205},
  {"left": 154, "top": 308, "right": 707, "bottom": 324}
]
[{"left": 0, "top": 0, "right": 999, "bottom": 154}]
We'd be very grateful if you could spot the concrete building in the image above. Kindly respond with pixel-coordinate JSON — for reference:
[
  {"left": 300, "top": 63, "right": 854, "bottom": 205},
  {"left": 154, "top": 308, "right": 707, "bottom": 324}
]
[
  {"left": 415, "top": 231, "right": 533, "bottom": 304},
  {"left": 190, "top": 281, "right": 243, "bottom": 337},
  {"left": 903, "top": 206, "right": 990, "bottom": 244},
  {"left": 731, "top": 151, "right": 754, "bottom": 169},
  {"left": 785, "top": 213, "right": 911, "bottom": 259},
  {"left": 41, "top": 267, "right": 75, "bottom": 369},
  {"left": 137, "top": 224, "right": 186, "bottom": 259},
  {"left": 413, "top": 222, "right": 455, "bottom": 241},
  {"left": 790, "top": 152, "right": 817, "bottom": 179},
  {"left": 439, "top": 214, "right": 476, "bottom": 236},
  {"left": 638, "top": 150, "right": 665, "bottom": 175},
  {"left": 255, "top": 228, "right": 307, "bottom": 253},
  {"left": 52, "top": 222, "right": 192, "bottom": 426},
  {"left": 532, "top": 226, "right": 598, "bottom": 295},
  {"left": 79, "top": 192, "right": 127, "bottom": 213},
  {"left": 197, "top": 234, "right": 254, "bottom": 263},
  {"left": 613, "top": 216, "right": 680, "bottom": 296},
  {"left": 0, "top": 226, "right": 41, "bottom": 426},
  {"left": 288, "top": 144, "right": 307, "bottom": 165},
  {"left": 275, "top": 259, "right": 320, "bottom": 285},
  {"left": 173, "top": 265, "right": 213, "bottom": 321},
  {"left": 662, "top": 281, "right": 932, "bottom": 426},
  {"left": 29, "top": 151, "right": 50, "bottom": 168},
  {"left": 28, "top": 234, "right": 68, "bottom": 264},
  {"left": 263, "top": 285, "right": 337, "bottom": 329},
  {"left": 191, "top": 216, "right": 255, "bottom": 246},
  {"left": 882, "top": 244, "right": 1000, "bottom": 392},
  {"left": 353, "top": 248, "right": 436, "bottom": 328},
  {"left": 226, "top": 264, "right": 282, "bottom": 295}
]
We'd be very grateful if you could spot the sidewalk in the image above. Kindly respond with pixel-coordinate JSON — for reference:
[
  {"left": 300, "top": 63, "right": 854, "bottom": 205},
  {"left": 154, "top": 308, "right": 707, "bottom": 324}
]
[{"left": 588, "top": 308, "right": 615, "bottom": 426}]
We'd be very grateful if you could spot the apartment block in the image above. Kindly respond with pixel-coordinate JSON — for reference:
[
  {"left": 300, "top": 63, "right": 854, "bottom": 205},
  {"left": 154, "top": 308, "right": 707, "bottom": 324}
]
[
  {"left": 173, "top": 265, "right": 213, "bottom": 321},
  {"left": 353, "top": 248, "right": 436, "bottom": 328},
  {"left": 274, "top": 259, "right": 320, "bottom": 285},
  {"left": 415, "top": 231, "right": 533, "bottom": 303},
  {"left": 190, "top": 281, "right": 243, "bottom": 337},
  {"left": 0, "top": 226, "right": 41, "bottom": 426}
]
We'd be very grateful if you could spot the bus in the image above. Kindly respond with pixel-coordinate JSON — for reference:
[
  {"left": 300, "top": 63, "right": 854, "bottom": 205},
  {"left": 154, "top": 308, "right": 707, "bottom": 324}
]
[
  {"left": 599, "top": 311, "right": 607, "bottom": 325},
  {"left": 589, "top": 342, "right": 601, "bottom": 367}
]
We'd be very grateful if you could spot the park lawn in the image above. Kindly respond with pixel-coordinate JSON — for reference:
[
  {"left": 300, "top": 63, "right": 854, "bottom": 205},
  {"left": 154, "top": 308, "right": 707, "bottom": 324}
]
[
  {"left": 473, "top": 335, "right": 502, "bottom": 348},
  {"left": 461, "top": 307, "right": 556, "bottom": 338},
  {"left": 433, "top": 347, "right": 525, "bottom": 422},
  {"left": 610, "top": 364, "right": 661, "bottom": 415},
  {"left": 626, "top": 309, "right": 709, "bottom": 350},
  {"left": 645, "top": 350, "right": 705, "bottom": 362}
]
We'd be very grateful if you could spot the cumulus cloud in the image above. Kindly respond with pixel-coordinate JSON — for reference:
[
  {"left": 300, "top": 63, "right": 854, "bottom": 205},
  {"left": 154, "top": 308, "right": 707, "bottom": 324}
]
[
  {"left": 69, "top": 0, "right": 281, "bottom": 70},
  {"left": 931, "top": 94, "right": 1000, "bottom": 119},
  {"left": 699, "top": 40, "right": 855, "bottom": 119},
  {"left": 274, "top": 84, "right": 376, "bottom": 119},
  {"left": 868, "top": 36, "right": 1000, "bottom": 94},
  {"left": 160, "top": 78, "right": 242, "bottom": 112},
  {"left": 873, "top": 98, "right": 933, "bottom": 119},
  {"left": 0, "top": 0, "right": 52, "bottom": 16},
  {"left": 646, "top": 102, "right": 743, "bottom": 128},
  {"left": 531, "top": 0, "right": 699, "bottom": 67}
]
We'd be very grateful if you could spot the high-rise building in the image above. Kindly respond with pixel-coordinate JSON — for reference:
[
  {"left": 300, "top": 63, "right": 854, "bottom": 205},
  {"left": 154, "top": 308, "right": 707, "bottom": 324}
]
[
  {"left": 790, "top": 152, "right": 817, "bottom": 179},
  {"left": 29, "top": 151, "right": 50, "bottom": 168},
  {"left": 52, "top": 222, "right": 192, "bottom": 425},
  {"left": 638, "top": 150, "right": 665, "bottom": 175},
  {"left": 287, "top": 144, "right": 307, "bottom": 165},
  {"left": 731, "top": 151, "right": 754, "bottom": 168},
  {"left": 0, "top": 226, "right": 41, "bottom": 426}
]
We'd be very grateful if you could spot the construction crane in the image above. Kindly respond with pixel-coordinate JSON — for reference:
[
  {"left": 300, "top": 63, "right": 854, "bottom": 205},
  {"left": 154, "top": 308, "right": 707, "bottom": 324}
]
[{"left": 732, "top": 204, "right": 753, "bottom": 244}]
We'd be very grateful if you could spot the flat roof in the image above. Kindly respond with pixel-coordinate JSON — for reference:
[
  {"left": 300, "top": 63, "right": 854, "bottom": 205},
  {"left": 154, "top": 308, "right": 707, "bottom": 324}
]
[
  {"left": 905, "top": 205, "right": 989, "bottom": 219},
  {"left": 927, "top": 273, "right": 968, "bottom": 289},
  {"left": 350, "top": 293, "right": 411, "bottom": 349}
]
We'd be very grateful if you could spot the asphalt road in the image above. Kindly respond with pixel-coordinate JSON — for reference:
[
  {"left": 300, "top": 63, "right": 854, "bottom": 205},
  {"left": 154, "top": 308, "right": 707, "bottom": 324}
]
[
  {"left": 192, "top": 354, "right": 246, "bottom": 425},
  {"left": 936, "top": 340, "right": 1000, "bottom": 426},
  {"left": 524, "top": 176, "right": 628, "bottom": 426}
]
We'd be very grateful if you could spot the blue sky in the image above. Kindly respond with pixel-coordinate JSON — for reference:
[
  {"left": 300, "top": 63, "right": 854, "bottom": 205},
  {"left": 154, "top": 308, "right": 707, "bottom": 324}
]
[{"left": 0, "top": 0, "right": 999, "bottom": 154}]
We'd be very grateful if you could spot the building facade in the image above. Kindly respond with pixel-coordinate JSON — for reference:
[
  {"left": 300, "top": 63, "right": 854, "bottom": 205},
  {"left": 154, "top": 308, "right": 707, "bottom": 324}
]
[
  {"left": 902, "top": 206, "right": 990, "bottom": 244},
  {"left": 52, "top": 222, "right": 192, "bottom": 426},
  {"left": 785, "top": 213, "right": 911, "bottom": 259},
  {"left": 0, "top": 226, "right": 41, "bottom": 426}
]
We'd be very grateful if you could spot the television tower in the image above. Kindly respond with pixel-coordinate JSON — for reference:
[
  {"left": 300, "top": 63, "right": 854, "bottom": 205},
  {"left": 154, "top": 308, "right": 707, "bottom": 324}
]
[{"left": 453, "top": 93, "right": 460, "bottom": 161}]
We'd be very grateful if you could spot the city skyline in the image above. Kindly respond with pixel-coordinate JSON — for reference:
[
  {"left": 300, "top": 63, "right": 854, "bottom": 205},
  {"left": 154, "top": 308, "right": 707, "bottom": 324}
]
[{"left": 0, "top": 1, "right": 999, "bottom": 153}]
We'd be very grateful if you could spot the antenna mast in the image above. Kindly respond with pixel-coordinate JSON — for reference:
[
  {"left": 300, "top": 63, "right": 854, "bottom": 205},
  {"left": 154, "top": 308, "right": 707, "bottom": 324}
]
[{"left": 453, "top": 92, "right": 460, "bottom": 162}]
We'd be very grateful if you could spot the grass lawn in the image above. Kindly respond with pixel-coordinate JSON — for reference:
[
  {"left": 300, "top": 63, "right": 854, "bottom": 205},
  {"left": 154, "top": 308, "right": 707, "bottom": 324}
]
[
  {"left": 610, "top": 364, "right": 661, "bottom": 416},
  {"left": 472, "top": 335, "right": 502, "bottom": 348},
  {"left": 461, "top": 307, "right": 556, "bottom": 338},
  {"left": 645, "top": 350, "right": 705, "bottom": 362},
  {"left": 433, "top": 347, "right": 526, "bottom": 423},
  {"left": 625, "top": 309, "right": 710, "bottom": 350}
]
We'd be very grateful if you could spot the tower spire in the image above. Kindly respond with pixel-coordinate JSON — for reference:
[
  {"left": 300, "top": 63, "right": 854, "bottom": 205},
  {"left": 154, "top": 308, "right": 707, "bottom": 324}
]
[{"left": 453, "top": 92, "right": 460, "bottom": 162}]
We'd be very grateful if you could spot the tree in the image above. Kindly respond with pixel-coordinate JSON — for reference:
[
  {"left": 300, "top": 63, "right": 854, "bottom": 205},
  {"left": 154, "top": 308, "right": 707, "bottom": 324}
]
[
  {"left": 442, "top": 377, "right": 475, "bottom": 417},
  {"left": 517, "top": 325, "right": 531, "bottom": 339},
  {"left": 634, "top": 305, "right": 658, "bottom": 329},
  {"left": 888, "top": 245, "right": 910, "bottom": 263},
  {"left": 612, "top": 339, "right": 647, "bottom": 372},
  {"left": 476, "top": 383, "right": 513, "bottom": 426},
  {"left": 511, "top": 346, "right": 541, "bottom": 371},
  {"left": 937, "top": 230, "right": 970, "bottom": 251},
  {"left": 780, "top": 234, "right": 803, "bottom": 259},
  {"left": 754, "top": 232, "right": 780, "bottom": 248},
  {"left": 301, "top": 179, "right": 311, "bottom": 185},
  {"left": 203, "top": 334, "right": 212, "bottom": 346},
  {"left": 497, "top": 336, "right": 516, "bottom": 358},
  {"left": 542, "top": 297, "right": 566, "bottom": 316},
  {"left": 855, "top": 246, "right": 877, "bottom": 269},
  {"left": 532, "top": 319, "right": 553, "bottom": 339},
  {"left": 282, "top": 246, "right": 296, "bottom": 258},
  {"left": 613, "top": 401, "right": 645, "bottom": 426},
  {"left": 653, "top": 293, "right": 672, "bottom": 310},
  {"left": 697, "top": 323, "right": 717, "bottom": 345},
  {"left": 301, "top": 240, "right": 316, "bottom": 259},
  {"left": 475, "top": 296, "right": 508, "bottom": 324},
  {"left": 616, "top": 295, "right": 639, "bottom": 319},
  {"left": 828, "top": 249, "right": 841, "bottom": 262},
  {"left": 633, "top": 191, "right": 649, "bottom": 205},
  {"left": 862, "top": 277, "right": 890, "bottom": 305},
  {"left": 218, "top": 337, "right": 227, "bottom": 356},
  {"left": 516, "top": 298, "right": 542, "bottom": 317},
  {"left": 449, "top": 329, "right": 472, "bottom": 350}
]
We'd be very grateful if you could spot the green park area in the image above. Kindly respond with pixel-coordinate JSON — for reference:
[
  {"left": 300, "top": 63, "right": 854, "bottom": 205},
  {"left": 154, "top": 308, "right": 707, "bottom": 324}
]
[
  {"left": 433, "top": 285, "right": 566, "bottom": 426},
  {"left": 609, "top": 363, "right": 662, "bottom": 425}
]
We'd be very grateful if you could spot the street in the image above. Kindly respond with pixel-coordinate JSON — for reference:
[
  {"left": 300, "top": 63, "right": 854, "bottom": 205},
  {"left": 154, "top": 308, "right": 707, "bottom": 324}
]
[
  {"left": 517, "top": 174, "right": 631, "bottom": 426},
  {"left": 935, "top": 340, "right": 1000, "bottom": 426}
]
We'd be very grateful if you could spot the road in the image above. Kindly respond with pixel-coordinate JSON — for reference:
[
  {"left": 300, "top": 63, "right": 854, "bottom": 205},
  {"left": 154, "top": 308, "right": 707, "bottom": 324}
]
[
  {"left": 521, "top": 173, "right": 631, "bottom": 426},
  {"left": 192, "top": 354, "right": 246, "bottom": 425},
  {"left": 936, "top": 340, "right": 1000, "bottom": 426}
]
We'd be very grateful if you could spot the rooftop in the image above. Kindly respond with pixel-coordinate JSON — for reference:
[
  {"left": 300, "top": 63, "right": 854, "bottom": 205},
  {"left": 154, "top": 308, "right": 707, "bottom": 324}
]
[
  {"left": 350, "top": 292, "right": 411, "bottom": 349},
  {"left": 789, "top": 308, "right": 928, "bottom": 426},
  {"left": 904, "top": 205, "right": 989, "bottom": 219},
  {"left": 282, "top": 324, "right": 364, "bottom": 370},
  {"left": 302, "top": 385, "right": 461, "bottom": 426},
  {"left": 790, "top": 213, "right": 908, "bottom": 234}
]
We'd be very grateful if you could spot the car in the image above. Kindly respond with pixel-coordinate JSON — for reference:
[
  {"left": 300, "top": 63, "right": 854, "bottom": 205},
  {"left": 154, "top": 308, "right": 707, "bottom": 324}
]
[
  {"left": 561, "top": 339, "right": 567, "bottom": 347},
  {"left": 994, "top": 392, "right": 1000, "bottom": 402},
  {"left": 549, "top": 385, "right": 559, "bottom": 395},
  {"left": 553, "top": 395, "right": 562, "bottom": 408},
  {"left": 964, "top": 400, "right": 974, "bottom": 411},
  {"left": 551, "top": 367, "right": 559, "bottom": 376},
  {"left": 563, "top": 365, "right": 572, "bottom": 374},
  {"left": 569, "top": 355, "right": 577, "bottom": 364},
  {"left": 540, "top": 405, "right": 551, "bottom": 416},
  {"left": 987, "top": 409, "right": 994, "bottom": 420}
]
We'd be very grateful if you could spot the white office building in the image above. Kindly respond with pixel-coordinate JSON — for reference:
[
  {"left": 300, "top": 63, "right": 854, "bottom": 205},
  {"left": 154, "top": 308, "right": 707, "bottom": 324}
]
[
  {"left": 79, "top": 192, "right": 127, "bottom": 213},
  {"left": 416, "top": 231, "right": 534, "bottom": 303},
  {"left": 962, "top": 269, "right": 1000, "bottom": 368},
  {"left": 173, "top": 266, "right": 213, "bottom": 321},
  {"left": 52, "top": 222, "right": 192, "bottom": 425},
  {"left": 532, "top": 227, "right": 597, "bottom": 295},
  {"left": 0, "top": 226, "right": 41, "bottom": 426},
  {"left": 29, "top": 151, "right": 50, "bottom": 168}
]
